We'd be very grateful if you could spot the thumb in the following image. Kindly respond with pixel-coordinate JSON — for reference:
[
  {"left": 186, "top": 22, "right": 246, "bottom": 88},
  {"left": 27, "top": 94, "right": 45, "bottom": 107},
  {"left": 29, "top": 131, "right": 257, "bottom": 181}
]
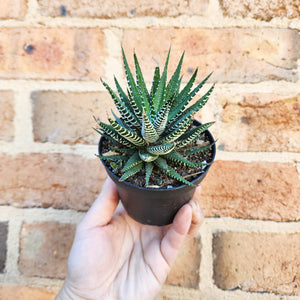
[
  {"left": 160, "top": 203, "right": 192, "bottom": 268},
  {"left": 79, "top": 177, "right": 119, "bottom": 230}
]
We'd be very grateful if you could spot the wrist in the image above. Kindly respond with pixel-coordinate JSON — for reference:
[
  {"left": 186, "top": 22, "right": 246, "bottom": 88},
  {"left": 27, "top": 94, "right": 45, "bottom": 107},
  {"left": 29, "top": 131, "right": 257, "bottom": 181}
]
[{"left": 55, "top": 282, "right": 83, "bottom": 300}]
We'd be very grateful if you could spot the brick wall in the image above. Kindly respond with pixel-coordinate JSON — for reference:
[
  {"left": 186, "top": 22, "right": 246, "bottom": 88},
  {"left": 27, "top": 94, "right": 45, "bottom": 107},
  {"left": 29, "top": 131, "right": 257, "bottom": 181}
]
[{"left": 0, "top": 0, "right": 299, "bottom": 299}]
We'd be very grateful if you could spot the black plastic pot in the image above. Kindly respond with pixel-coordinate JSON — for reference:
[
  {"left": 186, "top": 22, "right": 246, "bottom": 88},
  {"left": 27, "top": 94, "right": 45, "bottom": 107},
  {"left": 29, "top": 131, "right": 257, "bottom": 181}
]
[{"left": 98, "top": 120, "right": 216, "bottom": 226}]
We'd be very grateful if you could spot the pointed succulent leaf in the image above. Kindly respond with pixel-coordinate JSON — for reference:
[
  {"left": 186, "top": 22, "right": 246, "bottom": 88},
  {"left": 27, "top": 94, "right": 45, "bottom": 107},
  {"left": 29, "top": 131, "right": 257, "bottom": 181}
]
[
  {"left": 154, "top": 157, "right": 193, "bottom": 186},
  {"left": 121, "top": 47, "right": 143, "bottom": 114},
  {"left": 184, "top": 141, "right": 215, "bottom": 156},
  {"left": 159, "top": 117, "right": 192, "bottom": 144},
  {"left": 102, "top": 79, "right": 139, "bottom": 128},
  {"left": 114, "top": 76, "right": 131, "bottom": 107},
  {"left": 145, "top": 162, "right": 154, "bottom": 186},
  {"left": 97, "top": 122, "right": 135, "bottom": 148},
  {"left": 152, "top": 49, "right": 170, "bottom": 113},
  {"left": 164, "top": 113, "right": 191, "bottom": 136},
  {"left": 122, "top": 152, "right": 143, "bottom": 172},
  {"left": 153, "top": 102, "right": 170, "bottom": 136},
  {"left": 164, "top": 167, "right": 194, "bottom": 186},
  {"left": 168, "top": 72, "right": 212, "bottom": 121},
  {"left": 169, "top": 68, "right": 198, "bottom": 113},
  {"left": 126, "top": 88, "right": 143, "bottom": 123},
  {"left": 150, "top": 66, "right": 160, "bottom": 101},
  {"left": 174, "top": 84, "right": 215, "bottom": 125},
  {"left": 162, "top": 150, "right": 207, "bottom": 168},
  {"left": 113, "top": 77, "right": 141, "bottom": 126},
  {"left": 141, "top": 111, "right": 159, "bottom": 143},
  {"left": 110, "top": 110, "right": 131, "bottom": 130},
  {"left": 165, "top": 52, "right": 184, "bottom": 103},
  {"left": 176, "top": 76, "right": 183, "bottom": 94},
  {"left": 146, "top": 143, "right": 175, "bottom": 155},
  {"left": 112, "top": 147, "right": 136, "bottom": 155},
  {"left": 134, "top": 53, "right": 151, "bottom": 116},
  {"left": 120, "top": 161, "right": 143, "bottom": 182},
  {"left": 153, "top": 156, "right": 168, "bottom": 170},
  {"left": 109, "top": 118, "right": 146, "bottom": 147},
  {"left": 139, "top": 149, "right": 158, "bottom": 162},
  {"left": 175, "top": 122, "right": 214, "bottom": 149},
  {"left": 97, "top": 154, "right": 128, "bottom": 162}
]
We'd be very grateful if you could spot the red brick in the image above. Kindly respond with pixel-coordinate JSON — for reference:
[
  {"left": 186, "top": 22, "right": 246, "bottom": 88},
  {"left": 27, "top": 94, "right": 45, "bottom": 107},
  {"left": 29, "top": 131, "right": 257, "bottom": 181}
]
[
  {"left": 219, "top": 0, "right": 300, "bottom": 21},
  {"left": 0, "top": 28, "right": 106, "bottom": 80},
  {"left": 19, "top": 222, "right": 75, "bottom": 279},
  {"left": 37, "top": 0, "right": 208, "bottom": 18},
  {"left": 0, "top": 1, "right": 27, "bottom": 20},
  {"left": 166, "top": 237, "right": 201, "bottom": 289},
  {"left": 0, "top": 153, "right": 106, "bottom": 211},
  {"left": 0, "top": 284, "right": 59, "bottom": 300},
  {"left": 0, "top": 91, "right": 14, "bottom": 142},
  {"left": 216, "top": 93, "right": 300, "bottom": 152},
  {"left": 213, "top": 232, "right": 300, "bottom": 295},
  {"left": 0, "top": 222, "right": 8, "bottom": 273},
  {"left": 32, "top": 91, "right": 112, "bottom": 144},
  {"left": 122, "top": 28, "right": 300, "bottom": 83},
  {"left": 200, "top": 161, "right": 300, "bottom": 221}
]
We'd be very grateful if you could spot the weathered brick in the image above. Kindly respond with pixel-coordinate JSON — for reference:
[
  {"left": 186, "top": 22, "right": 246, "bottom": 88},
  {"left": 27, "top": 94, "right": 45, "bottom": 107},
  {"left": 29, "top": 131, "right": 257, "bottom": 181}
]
[
  {"left": 216, "top": 93, "right": 300, "bottom": 152},
  {"left": 0, "top": 284, "right": 59, "bottom": 300},
  {"left": 166, "top": 237, "right": 201, "bottom": 289},
  {"left": 0, "top": 91, "right": 14, "bottom": 142},
  {"left": 200, "top": 161, "right": 300, "bottom": 221},
  {"left": 123, "top": 28, "right": 300, "bottom": 83},
  {"left": 213, "top": 232, "right": 300, "bottom": 295},
  {"left": 219, "top": 0, "right": 300, "bottom": 21},
  {"left": 0, "top": 28, "right": 106, "bottom": 80},
  {"left": 32, "top": 91, "right": 112, "bottom": 144},
  {"left": 0, "top": 0, "right": 27, "bottom": 20},
  {"left": 0, "top": 153, "right": 105, "bottom": 211},
  {"left": 19, "top": 222, "right": 75, "bottom": 279},
  {"left": 37, "top": 0, "right": 208, "bottom": 18},
  {"left": 0, "top": 222, "right": 8, "bottom": 273}
]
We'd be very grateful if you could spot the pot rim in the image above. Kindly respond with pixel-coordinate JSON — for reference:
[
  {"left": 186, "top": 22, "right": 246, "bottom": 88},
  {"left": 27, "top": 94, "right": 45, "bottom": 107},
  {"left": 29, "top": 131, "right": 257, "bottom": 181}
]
[{"left": 98, "top": 120, "right": 216, "bottom": 192}]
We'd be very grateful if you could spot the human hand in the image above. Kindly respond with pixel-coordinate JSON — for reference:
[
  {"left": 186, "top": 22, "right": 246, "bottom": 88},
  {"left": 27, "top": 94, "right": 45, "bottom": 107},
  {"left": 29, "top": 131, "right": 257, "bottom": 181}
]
[{"left": 56, "top": 177, "right": 204, "bottom": 300}]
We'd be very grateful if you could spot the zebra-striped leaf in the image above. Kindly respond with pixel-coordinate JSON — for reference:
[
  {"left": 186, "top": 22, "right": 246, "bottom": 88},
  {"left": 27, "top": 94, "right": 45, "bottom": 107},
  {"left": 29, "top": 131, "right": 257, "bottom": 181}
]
[
  {"left": 97, "top": 123, "right": 136, "bottom": 148},
  {"left": 150, "top": 66, "right": 160, "bottom": 102},
  {"left": 121, "top": 47, "right": 143, "bottom": 115},
  {"left": 153, "top": 102, "right": 170, "bottom": 136},
  {"left": 97, "top": 154, "right": 128, "bottom": 162},
  {"left": 122, "top": 152, "right": 143, "bottom": 172},
  {"left": 159, "top": 117, "right": 191, "bottom": 144},
  {"left": 120, "top": 162, "right": 143, "bottom": 181},
  {"left": 139, "top": 149, "right": 158, "bottom": 162},
  {"left": 152, "top": 49, "right": 170, "bottom": 113},
  {"left": 145, "top": 162, "right": 154, "bottom": 186},
  {"left": 165, "top": 52, "right": 184, "bottom": 103},
  {"left": 184, "top": 141, "right": 215, "bottom": 156},
  {"left": 109, "top": 118, "right": 146, "bottom": 147},
  {"left": 173, "top": 84, "right": 214, "bottom": 125},
  {"left": 162, "top": 150, "right": 207, "bottom": 168},
  {"left": 134, "top": 53, "right": 151, "bottom": 116},
  {"left": 146, "top": 143, "right": 175, "bottom": 155},
  {"left": 176, "top": 122, "right": 214, "bottom": 149},
  {"left": 168, "top": 68, "right": 198, "bottom": 118},
  {"left": 141, "top": 111, "right": 159, "bottom": 143},
  {"left": 168, "top": 72, "right": 212, "bottom": 120},
  {"left": 154, "top": 157, "right": 193, "bottom": 186}
]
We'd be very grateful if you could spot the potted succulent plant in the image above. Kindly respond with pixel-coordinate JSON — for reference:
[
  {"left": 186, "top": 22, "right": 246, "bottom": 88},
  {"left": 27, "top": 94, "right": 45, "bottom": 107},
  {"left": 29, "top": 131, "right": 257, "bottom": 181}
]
[{"left": 95, "top": 48, "right": 216, "bottom": 226}]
